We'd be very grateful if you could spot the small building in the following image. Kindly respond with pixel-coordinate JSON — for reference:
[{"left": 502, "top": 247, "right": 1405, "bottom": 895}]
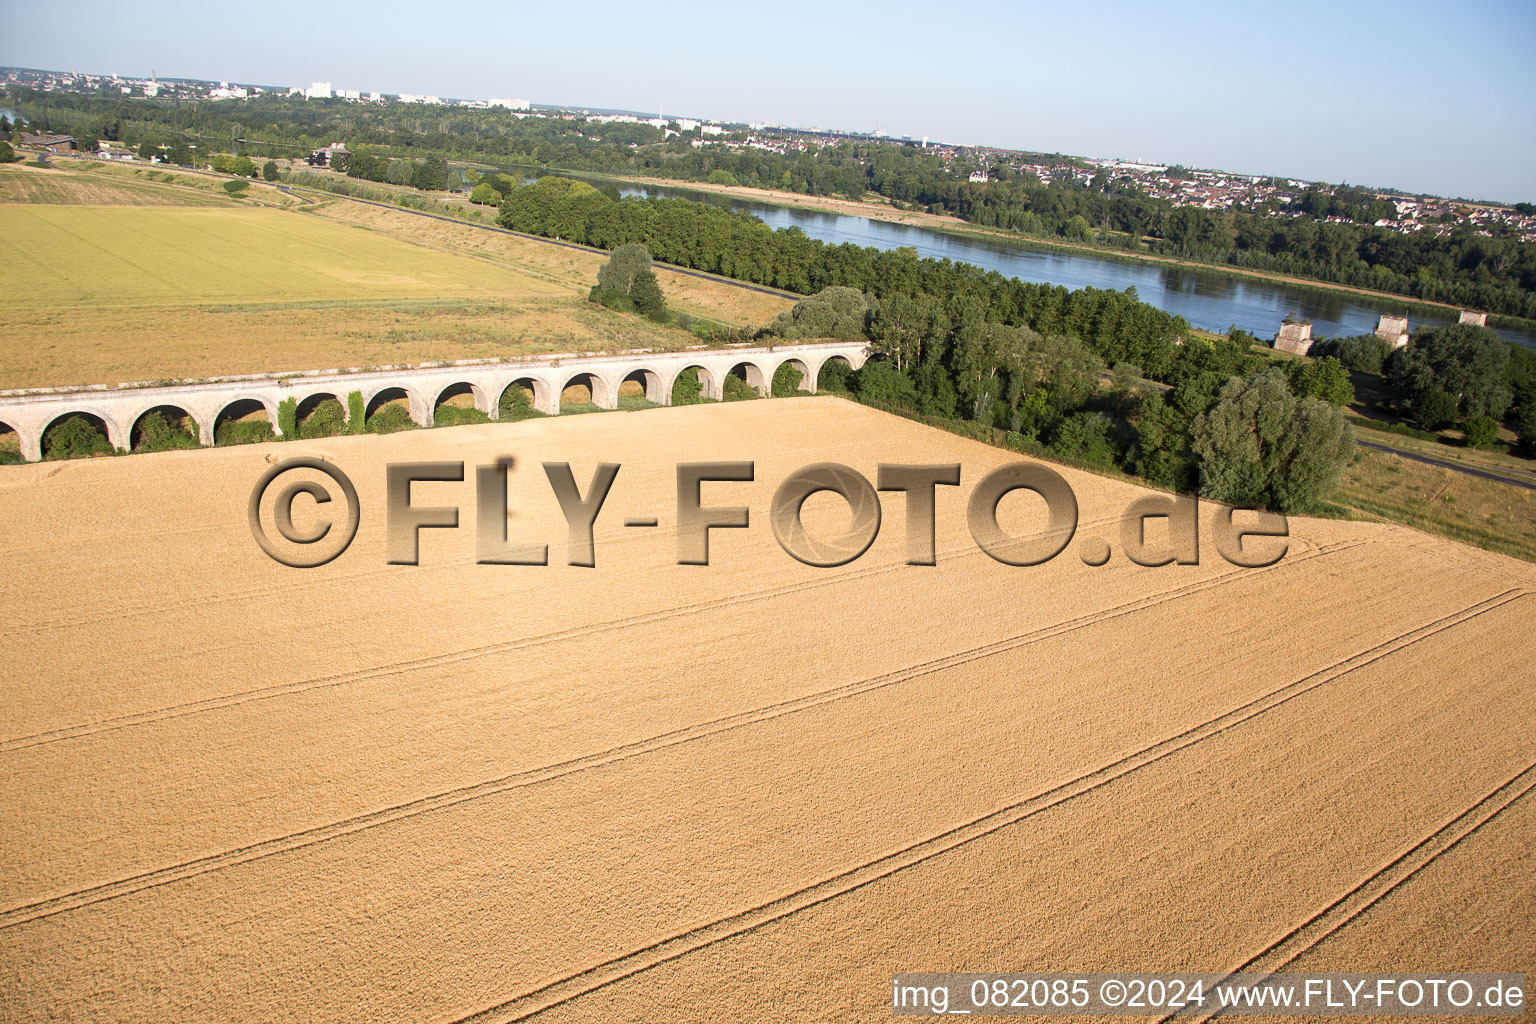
[
  {"left": 18, "top": 133, "right": 76, "bottom": 155},
  {"left": 968, "top": 170, "right": 989, "bottom": 183},
  {"left": 1275, "top": 318, "right": 1313, "bottom": 355},
  {"left": 306, "top": 142, "right": 350, "bottom": 167},
  {"left": 1375, "top": 314, "right": 1410, "bottom": 349},
  {"left": 1458, "top": 310, "right": 1487, "bottom": 327}
]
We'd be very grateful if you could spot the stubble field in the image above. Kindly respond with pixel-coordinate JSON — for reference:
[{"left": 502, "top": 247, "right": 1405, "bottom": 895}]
[
  {"left": 0, "top": 399, "right": 1531, "bottom": 1022},
  {"left": 0, "top": 164, "right": 792, "bottom": 387}
]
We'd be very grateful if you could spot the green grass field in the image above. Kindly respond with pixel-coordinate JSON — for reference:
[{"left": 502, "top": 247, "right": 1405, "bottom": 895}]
[{"left": 0, "top": 204, "right": 533, "bottom": 308}]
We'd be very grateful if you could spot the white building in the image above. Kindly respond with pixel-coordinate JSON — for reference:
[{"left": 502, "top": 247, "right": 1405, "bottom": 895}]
[
  {"left": 489, "top": 98, "right": 531, "bottom": 110},
  {"left": 337, "top": 88, "right": 361, "bottom": 100},
  {"left": 700, "top": 124, "right": 726, "bottom": 137},
  {"left": 305, "top": 81, "right": 333, "bottom": 100}
]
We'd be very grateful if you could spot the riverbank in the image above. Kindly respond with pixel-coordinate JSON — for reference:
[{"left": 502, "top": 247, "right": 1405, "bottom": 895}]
[{"left": 535, "top": 167, "right": 1535, "bottom": 334}]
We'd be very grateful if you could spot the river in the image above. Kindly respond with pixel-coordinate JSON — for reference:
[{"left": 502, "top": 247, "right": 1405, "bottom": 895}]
[{"left": 590, "top": 181, "right": 1536, "bottom": 352}]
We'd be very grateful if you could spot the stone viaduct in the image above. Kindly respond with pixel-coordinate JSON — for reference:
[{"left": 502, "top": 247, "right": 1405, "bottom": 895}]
[{"left": 0, "top": 341, "right": 870, "bottom": 462}]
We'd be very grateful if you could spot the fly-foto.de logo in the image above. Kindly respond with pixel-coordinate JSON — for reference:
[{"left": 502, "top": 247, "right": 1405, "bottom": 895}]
[{"left": 247, "top": 457, "right": 1289, "bottom": 570}]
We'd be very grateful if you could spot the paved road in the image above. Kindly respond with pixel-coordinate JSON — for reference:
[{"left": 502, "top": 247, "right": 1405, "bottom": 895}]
[{"left": 1356, "top": 439, "right": 1536, "bottom": 491}]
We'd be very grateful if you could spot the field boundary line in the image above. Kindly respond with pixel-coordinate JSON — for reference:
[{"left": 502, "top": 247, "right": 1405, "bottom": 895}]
[
  {"left": 0, "top": 511, "right": 1164, "bottom": 751},
  {"left": 440, "top": 588, "right": 1528, "bottom": 1023},
  {"left": 1157, "top": 759, "right": 1536, "bottom": 1022},
  {"left": 0, "top": 542, "right": 1376, "bottom": 929}
]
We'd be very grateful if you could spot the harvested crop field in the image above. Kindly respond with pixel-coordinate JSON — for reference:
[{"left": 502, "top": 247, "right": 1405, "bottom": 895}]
[
  {"left": 0, "top": 164, "right": 235, "bottom": 207},
  {"left": 0, "top": 171, "right": 790, "bottom": 387},
  {"left": 0, "top": 399, "right": 1532, "bottom": 1022}
]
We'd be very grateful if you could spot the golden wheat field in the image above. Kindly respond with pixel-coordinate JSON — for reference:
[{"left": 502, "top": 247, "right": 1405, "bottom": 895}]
[{"left": 1, "top": 399, "right": 1533, "bottom": 1023}]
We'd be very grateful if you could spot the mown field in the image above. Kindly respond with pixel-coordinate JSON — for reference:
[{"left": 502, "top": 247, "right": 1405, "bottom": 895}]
[
  {"left": 0, "top": 164, "right": 234, "bottom": 207},
  {"left": 0, "top": 164, "right": 791, "bottom": 387},
  {"left": 0, "top": 400, "right": 1531, "bottom": 1021}
]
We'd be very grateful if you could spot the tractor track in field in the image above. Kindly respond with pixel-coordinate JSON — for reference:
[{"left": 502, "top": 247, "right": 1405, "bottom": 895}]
[{"left": 0, "top": 537, "right": 1394, "bottom": 927}]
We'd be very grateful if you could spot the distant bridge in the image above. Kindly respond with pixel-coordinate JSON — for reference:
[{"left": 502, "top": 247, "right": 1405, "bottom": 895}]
[{"left": 0, "top": 341, "right": 870, "bottom": 462}]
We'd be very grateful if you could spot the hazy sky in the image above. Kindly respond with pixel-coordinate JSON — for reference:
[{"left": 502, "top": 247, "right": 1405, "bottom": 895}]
[{"left": 5, "top": 0, "right": 1533, "bottom": 200}]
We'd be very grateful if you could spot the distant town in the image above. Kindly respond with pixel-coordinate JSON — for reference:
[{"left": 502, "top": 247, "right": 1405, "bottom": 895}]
[{"left": 5, "top": 63, "right": 1534, "bottom": 245}]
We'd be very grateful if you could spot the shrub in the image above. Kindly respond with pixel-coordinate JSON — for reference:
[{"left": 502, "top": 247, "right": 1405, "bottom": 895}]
[
  {"left": 44, "top": 415, "right": 114, "bottom": 459},
  {"left": 366, "top": 403, "right": 415, "bottom": 434},
  {"left": 1461, "top": 415, "right": 1500, "bottom": 450},
  {"left": 262, "top": 160, "right": 279, "bottom": 182},
  {"left": 769, "top": 286, "right": 876, "bottom": 340},
  {"left": 1048, "top": 411, "right": 1126, "bottom": 469},
  {"left": 722, "top": 374, "right": 759, "bottom": 401},
  {"left": 1344, "top": 414, "right": 1438, "bottom": 441},
  {"left": 588, "top": 285, "right": 635, "bottom": 313},
  {"left": 223, "top": 179, "right": 249, "bottom": 195},
  {"left": 771, "top": 361, "right": 805, "bottom": 397},
  {"left": 672, "top": 367, "right": 705, "bottom": 405},
  {"left": 434, "top": 404, "right": 490, "bottom": 427},
  {"left": 134, "top": 410, "right": 199, "bottom": 452},
  {"left": 1311, "top": 334, "right": 1389, "bottom": 375},
  {"left": 1515, "top": 403, "right": 1536, "bottom": 456},
  {"left": 1411, "top": 389, "right": 1459, "bottom": 431},
  {"left": 215, "top": 419, "right": 275, "bottom": 446},
  {"left": 347, "top": 391, "right": 366, "bottom": 434},
  {"left": 0, "top": 141, "right": 16, "bottom": 163},
  {"left": 629, "top": 269, "right": 669, "bottom": 322},
  {"left": 298, "top": 398, "right": 347, "bottom": 439},
  {"left": 851, "top": 359, "right": 917, "bottom": 407},
  {"left": 277, "top": 397, "right": 298, "bottom": 438},
  {"left": 817, "top": 358, "right": 856, "bottom": 393},
  {"left": 1286, "top": 356, "right": 1354, "bottom": 406},
  {"left": 498, "top": 385, "right": 545, "bottom": 421}
]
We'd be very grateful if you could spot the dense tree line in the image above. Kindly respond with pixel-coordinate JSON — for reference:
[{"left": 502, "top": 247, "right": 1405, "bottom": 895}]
[
  {"left": 13, "top": 87, "right": 1531, "bottom": 318},
  {"left": 496, "top": 177, "right": 1356, "bottom": 509},
  {"left": 497, "top": 177, "right": 1192, "bottom": 380}
]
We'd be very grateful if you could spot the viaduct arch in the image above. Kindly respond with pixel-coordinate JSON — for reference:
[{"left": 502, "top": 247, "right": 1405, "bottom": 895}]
[{"left": 0, "top": 341, "right": 870, "bottom": 461}]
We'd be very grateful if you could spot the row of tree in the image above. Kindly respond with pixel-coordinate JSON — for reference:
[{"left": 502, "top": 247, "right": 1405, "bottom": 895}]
[
  {"left": 12, "top": 87, "right": 1529, "bottom": 318},
  {"left": 496, "top": 177, "right": 1194, "bottom": 380}
]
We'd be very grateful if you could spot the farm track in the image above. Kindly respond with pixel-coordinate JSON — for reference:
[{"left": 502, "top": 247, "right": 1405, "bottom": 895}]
[{"left": 0, "top": 538, "right": 1375, "bottom": 929}]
